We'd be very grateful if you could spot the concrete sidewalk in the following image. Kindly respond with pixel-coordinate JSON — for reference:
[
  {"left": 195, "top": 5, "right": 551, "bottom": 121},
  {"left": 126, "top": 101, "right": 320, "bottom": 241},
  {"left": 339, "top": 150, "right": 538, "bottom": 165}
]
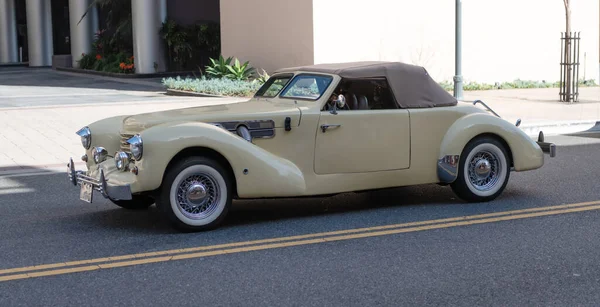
[
  {"left": 462, "top": 86, "right": 600, "bottom": 135},
  {"left": 0, "top": 86, "right": 598, "bottom": 172}
]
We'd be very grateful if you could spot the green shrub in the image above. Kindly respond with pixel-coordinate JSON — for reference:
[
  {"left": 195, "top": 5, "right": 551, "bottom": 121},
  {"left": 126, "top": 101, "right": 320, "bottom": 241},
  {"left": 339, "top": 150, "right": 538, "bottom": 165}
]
[
  {"left": 438, "top": 78, "right": 598, "bottom": 91},
  {"left": 225, "top": 58, "right": 255, "bottom": 80},
  {"left": 205, "top": 56, "right": 255, "bottom": 81},
  {"left": 205, "top": 55, "right": 233, "bottom": 79},
  {"left": 78, "top": 53, "right": 97, "bottom": 69},
  {"left": 162, "top": 76, "right": 262, "bottom": 97}
]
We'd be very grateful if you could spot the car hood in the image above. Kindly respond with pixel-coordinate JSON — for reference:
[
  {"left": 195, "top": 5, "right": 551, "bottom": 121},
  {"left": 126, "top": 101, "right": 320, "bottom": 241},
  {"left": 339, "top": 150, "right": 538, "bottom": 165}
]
[{"left": 121, "top": 98, "right": 302, "bottom": 134}]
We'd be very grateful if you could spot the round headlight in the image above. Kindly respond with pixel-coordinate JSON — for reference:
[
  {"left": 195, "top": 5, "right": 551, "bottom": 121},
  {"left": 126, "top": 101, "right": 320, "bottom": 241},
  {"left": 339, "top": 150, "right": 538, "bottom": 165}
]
[
  {"left": 92, "top": 147, "right": 108, "bottom": 164},
  {"left": 127, "top": 134, "right": 143, "bottom": 161},
  {"left": 115, "top": 151, "right": 130, "bottom": 171},
  {"left": 76, "top": 127, "right": 91, "bottom": 149}
]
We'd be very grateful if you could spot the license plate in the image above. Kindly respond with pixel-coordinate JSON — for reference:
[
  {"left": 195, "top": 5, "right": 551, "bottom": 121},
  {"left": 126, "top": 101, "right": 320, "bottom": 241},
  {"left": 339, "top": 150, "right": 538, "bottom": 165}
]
[{"left": 80, "top": 182, "right": 94, "bottom": 203}]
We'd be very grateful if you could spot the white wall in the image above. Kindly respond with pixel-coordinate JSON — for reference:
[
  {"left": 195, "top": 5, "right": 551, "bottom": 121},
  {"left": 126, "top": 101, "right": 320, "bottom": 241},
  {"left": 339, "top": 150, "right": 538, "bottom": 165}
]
[{"left": 312, "top": 0, "right": 599, "bottom": 84}]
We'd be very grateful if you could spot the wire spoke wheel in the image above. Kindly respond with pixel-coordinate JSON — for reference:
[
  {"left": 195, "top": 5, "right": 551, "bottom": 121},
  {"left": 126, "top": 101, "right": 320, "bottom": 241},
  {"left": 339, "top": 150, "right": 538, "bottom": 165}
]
[
  {"left": 451, "top": 137, "right": 511, "bottom": 202},
  {"left": 467, "top": 150, "right": 501, "bottom": 191},
  {"left": 175, "top": 173, "right": 221, "bottom": 220},
  {"left": 158, "top": 157, "right": 232, "bottom": 232}
]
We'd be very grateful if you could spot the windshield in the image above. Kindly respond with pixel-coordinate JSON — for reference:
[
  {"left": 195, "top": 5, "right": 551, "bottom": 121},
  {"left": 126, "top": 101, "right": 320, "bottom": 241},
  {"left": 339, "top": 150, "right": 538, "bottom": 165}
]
[
  {"left": 255, "top": 74, "right": 293, "bottom": 97},
  {"left": 280, "top": 74, "right": 333, "bottom": 100}
]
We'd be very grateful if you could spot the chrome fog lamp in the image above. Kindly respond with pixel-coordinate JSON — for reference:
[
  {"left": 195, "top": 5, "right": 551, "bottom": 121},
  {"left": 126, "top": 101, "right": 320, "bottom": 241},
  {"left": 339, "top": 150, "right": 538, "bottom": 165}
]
[
  {"left": 115, "top": 151, "right": 130, "bottom": 171},
  {"left": 127, "top": 134, "right": 143, "bottom": 161},
  {"left": 92, "top": 147, "right": 108, "bottom": 164},
  {"left": 76, "top": 127, "right": 91, "bottom": 149}
]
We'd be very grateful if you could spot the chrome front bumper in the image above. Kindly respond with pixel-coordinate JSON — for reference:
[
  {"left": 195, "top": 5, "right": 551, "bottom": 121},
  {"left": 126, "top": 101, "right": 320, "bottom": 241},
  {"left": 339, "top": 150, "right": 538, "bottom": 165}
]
[{"left": 67, "top": 158, "right": 132, "bottom": 201}]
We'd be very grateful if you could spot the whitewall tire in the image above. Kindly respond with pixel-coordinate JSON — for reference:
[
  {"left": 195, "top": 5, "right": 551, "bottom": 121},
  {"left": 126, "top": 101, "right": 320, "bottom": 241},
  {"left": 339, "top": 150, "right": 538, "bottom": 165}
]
[
  {"left": 157, "top": 157, "right": 232, "bottom": 232},
  {"left": 450, "top": 136, "right": 511, "bottom": 202}
]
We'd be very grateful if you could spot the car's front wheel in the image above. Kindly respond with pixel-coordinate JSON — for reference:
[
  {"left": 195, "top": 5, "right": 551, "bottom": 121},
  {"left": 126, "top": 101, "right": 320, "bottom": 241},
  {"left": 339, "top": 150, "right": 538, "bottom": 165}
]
[
  {"left": 156, "top": 156, "right": 232, "bottom": 232},
  {"left": 109, "top": 195, "right": 154, "bottom": 210},
  {"left": 450, "top": 136, "right": 511, "bottom": 202}
]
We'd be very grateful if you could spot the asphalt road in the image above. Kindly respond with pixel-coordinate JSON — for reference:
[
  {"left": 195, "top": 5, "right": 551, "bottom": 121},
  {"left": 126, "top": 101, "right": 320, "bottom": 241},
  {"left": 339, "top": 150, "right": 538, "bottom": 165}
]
[{"left": 0, "top": 136, "right": 599, "bottom": 306}]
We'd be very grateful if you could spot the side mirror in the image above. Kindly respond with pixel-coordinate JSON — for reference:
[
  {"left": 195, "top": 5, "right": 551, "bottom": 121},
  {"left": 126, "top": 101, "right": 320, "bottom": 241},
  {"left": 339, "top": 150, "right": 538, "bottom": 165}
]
[
  {"left": 330, "top": 94, "right": 346, "bottom": 114},
  {"left": 336, "top": 94, "right": 346, "bottom": 109}
]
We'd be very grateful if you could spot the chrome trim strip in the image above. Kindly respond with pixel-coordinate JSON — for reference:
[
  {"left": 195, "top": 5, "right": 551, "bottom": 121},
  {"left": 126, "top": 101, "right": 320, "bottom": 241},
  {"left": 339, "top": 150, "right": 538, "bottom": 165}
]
[
  {"left": 210, "top": 119, "right": 277, "bottom": 141},
  {"left": 437, "top": 154, "right": 460, "bottom": 183}
]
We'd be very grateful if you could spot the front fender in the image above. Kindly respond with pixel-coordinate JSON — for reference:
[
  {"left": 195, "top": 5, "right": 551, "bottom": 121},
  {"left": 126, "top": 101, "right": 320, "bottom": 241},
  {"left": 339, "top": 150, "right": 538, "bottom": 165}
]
[
  {"left": 133, "top": 121, "right": 306, "bottom": 198},
  {"left": 437, "top": 113, "right": 544, "bottom": 183}
]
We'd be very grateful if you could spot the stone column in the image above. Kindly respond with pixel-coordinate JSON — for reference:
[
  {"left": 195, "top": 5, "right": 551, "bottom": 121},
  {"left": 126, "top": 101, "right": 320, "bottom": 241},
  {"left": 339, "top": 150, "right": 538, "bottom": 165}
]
[
  {"left": 0, "top": 0, "right": 18, "bottom": 64},
  {"left": 25, "top": 0, "right": 53, "bottom": 67},
  {"left": 69, "top": 0, "right": 98, "bottom": 67},
  {"left": 131, "top": 0, "right": 167, "bottom": 74}
]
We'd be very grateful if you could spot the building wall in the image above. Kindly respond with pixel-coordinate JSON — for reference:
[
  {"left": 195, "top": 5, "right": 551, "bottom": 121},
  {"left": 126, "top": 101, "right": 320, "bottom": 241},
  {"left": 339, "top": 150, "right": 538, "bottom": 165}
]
[
  {"left": 222, "top": 0, "right": 598, "bottom": 84},
  {"left": 167, "top": 0, "right": 220, "bottom": 25},
  {"left": 219, "top": 0, "right": 314, "bottom": 74}
]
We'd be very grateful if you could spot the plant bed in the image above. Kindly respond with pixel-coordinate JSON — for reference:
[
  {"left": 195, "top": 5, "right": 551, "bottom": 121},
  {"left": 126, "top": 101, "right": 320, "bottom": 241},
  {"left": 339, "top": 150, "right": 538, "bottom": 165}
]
[
  {"left": 165, "top": 89, "right": 227, "bottom": 98},
  {"left": 162, "top": 76, "right": 263, "bottom": 98}
]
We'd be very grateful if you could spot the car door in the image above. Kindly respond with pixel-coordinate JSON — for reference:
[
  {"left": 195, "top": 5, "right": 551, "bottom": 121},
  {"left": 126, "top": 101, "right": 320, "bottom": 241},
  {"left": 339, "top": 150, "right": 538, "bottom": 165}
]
[{"left": 314, "top": 109, "right": 411, "bottom": 174}]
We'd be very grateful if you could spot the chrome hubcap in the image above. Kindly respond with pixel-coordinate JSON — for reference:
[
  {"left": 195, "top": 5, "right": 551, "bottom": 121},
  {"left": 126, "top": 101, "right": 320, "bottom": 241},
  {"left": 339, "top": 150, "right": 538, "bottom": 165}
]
[
  {"left": 474, "top": 159, "right": 491, "bottom": 178},
  {"left": 176, "top": 174, "right": 220, "bottom": 220},
  {"left": 186, "top": 183, "right": 208, "bottom": 205},
  {"left": 468, "top": 150, "right": 500, "bottom": 191}
]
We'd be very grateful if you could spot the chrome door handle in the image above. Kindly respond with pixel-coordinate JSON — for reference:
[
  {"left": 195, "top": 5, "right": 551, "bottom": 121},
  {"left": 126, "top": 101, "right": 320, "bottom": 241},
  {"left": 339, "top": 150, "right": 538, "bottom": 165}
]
[{"left": 321, "top": 124, "right": 341, "bottom": 133}]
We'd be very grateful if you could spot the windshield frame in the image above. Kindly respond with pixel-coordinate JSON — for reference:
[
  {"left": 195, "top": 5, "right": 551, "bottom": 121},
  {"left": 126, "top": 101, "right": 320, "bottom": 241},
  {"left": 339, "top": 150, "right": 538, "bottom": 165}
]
[
  {"left": 254, "top": 73, "right": 294, "bottom": 98},
  {"left": 277, "top": 73, "right": 334, "bottom": 101}
]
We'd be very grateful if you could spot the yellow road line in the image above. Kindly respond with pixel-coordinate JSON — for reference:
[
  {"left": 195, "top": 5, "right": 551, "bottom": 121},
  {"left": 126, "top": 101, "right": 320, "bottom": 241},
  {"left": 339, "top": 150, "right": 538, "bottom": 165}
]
[
  {"left": 1, "top": 201, "right": 600, "bottom": 282},
  {"left": 1, "top": 200, "right": 599, "bottom": 276}
]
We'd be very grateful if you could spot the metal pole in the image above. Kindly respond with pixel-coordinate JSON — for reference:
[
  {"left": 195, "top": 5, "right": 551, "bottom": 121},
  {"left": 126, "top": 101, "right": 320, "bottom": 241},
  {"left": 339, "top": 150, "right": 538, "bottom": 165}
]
[{"left": 454, "top": 0, "right": 463, "bottom": 100}]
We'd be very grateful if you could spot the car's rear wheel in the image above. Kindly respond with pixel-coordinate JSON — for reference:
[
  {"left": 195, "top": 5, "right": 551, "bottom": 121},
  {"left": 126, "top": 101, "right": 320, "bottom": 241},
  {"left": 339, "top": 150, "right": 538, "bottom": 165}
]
[
  {"left": 109, "top": 195, "right": 154, "bottom": 210},
  {"left": 156, "top": 156, "right": 232, "bottom": 232},
  {"left": 450, "top": 136, "right": 511, "bottom": 202}
]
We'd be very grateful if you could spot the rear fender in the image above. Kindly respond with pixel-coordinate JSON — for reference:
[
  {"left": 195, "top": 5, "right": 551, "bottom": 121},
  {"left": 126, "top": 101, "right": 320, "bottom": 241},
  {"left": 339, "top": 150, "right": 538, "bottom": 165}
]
[
  {"left": 437, "top": 113, "right": 544, "bottom": 183},
  {"left": 134, "top": 121, "right": 306, "bottom": 198}
]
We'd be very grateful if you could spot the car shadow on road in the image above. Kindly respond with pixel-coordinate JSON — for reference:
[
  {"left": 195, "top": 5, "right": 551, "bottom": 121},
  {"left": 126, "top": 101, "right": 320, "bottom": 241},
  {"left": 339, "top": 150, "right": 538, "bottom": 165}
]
[{"left": 0, "top": 169, "right": 554, "bottom": 235}]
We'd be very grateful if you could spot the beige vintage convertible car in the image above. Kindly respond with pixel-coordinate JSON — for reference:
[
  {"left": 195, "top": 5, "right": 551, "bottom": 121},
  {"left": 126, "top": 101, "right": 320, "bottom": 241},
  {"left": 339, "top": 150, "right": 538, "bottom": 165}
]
[{"left": 68, "top": 61, "right": 555, "bottom": 231}]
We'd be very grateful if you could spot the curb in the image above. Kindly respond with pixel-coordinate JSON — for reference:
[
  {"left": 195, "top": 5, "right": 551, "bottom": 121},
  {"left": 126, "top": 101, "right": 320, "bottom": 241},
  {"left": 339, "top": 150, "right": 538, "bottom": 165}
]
[
  {"left": 165, "top": 89, "right": 230, "bottom": 98},
  {"left": 54, "top": 66, "right": 198, "bottom": 79},
  {"left": 0, "top": 62, "right": 29, "bottom": 68},
  {"left": 519, "top": 120, "right": 600, "bottom": 137}
]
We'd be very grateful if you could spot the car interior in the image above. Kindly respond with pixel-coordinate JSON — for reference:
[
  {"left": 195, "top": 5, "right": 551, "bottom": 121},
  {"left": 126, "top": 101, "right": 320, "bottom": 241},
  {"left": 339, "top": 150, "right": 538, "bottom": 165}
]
[{"left": 324, "top": 77, "right": 399, "bottom": 111}]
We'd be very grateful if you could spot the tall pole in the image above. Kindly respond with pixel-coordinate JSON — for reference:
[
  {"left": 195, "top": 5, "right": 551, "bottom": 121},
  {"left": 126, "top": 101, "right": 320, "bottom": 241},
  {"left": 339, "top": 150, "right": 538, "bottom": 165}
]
[{"left": 454, "top": 0, "right": 463, "bottom": 100}]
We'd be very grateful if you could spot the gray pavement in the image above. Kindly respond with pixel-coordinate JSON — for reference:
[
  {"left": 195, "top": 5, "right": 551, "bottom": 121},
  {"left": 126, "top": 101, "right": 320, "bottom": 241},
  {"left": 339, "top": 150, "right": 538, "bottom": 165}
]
[
  {"left": 0, "top": 67, "right": 168, "bottom": 108},
  {"left": 0, "top": 139, "right": 599, "bottom": 305}
]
